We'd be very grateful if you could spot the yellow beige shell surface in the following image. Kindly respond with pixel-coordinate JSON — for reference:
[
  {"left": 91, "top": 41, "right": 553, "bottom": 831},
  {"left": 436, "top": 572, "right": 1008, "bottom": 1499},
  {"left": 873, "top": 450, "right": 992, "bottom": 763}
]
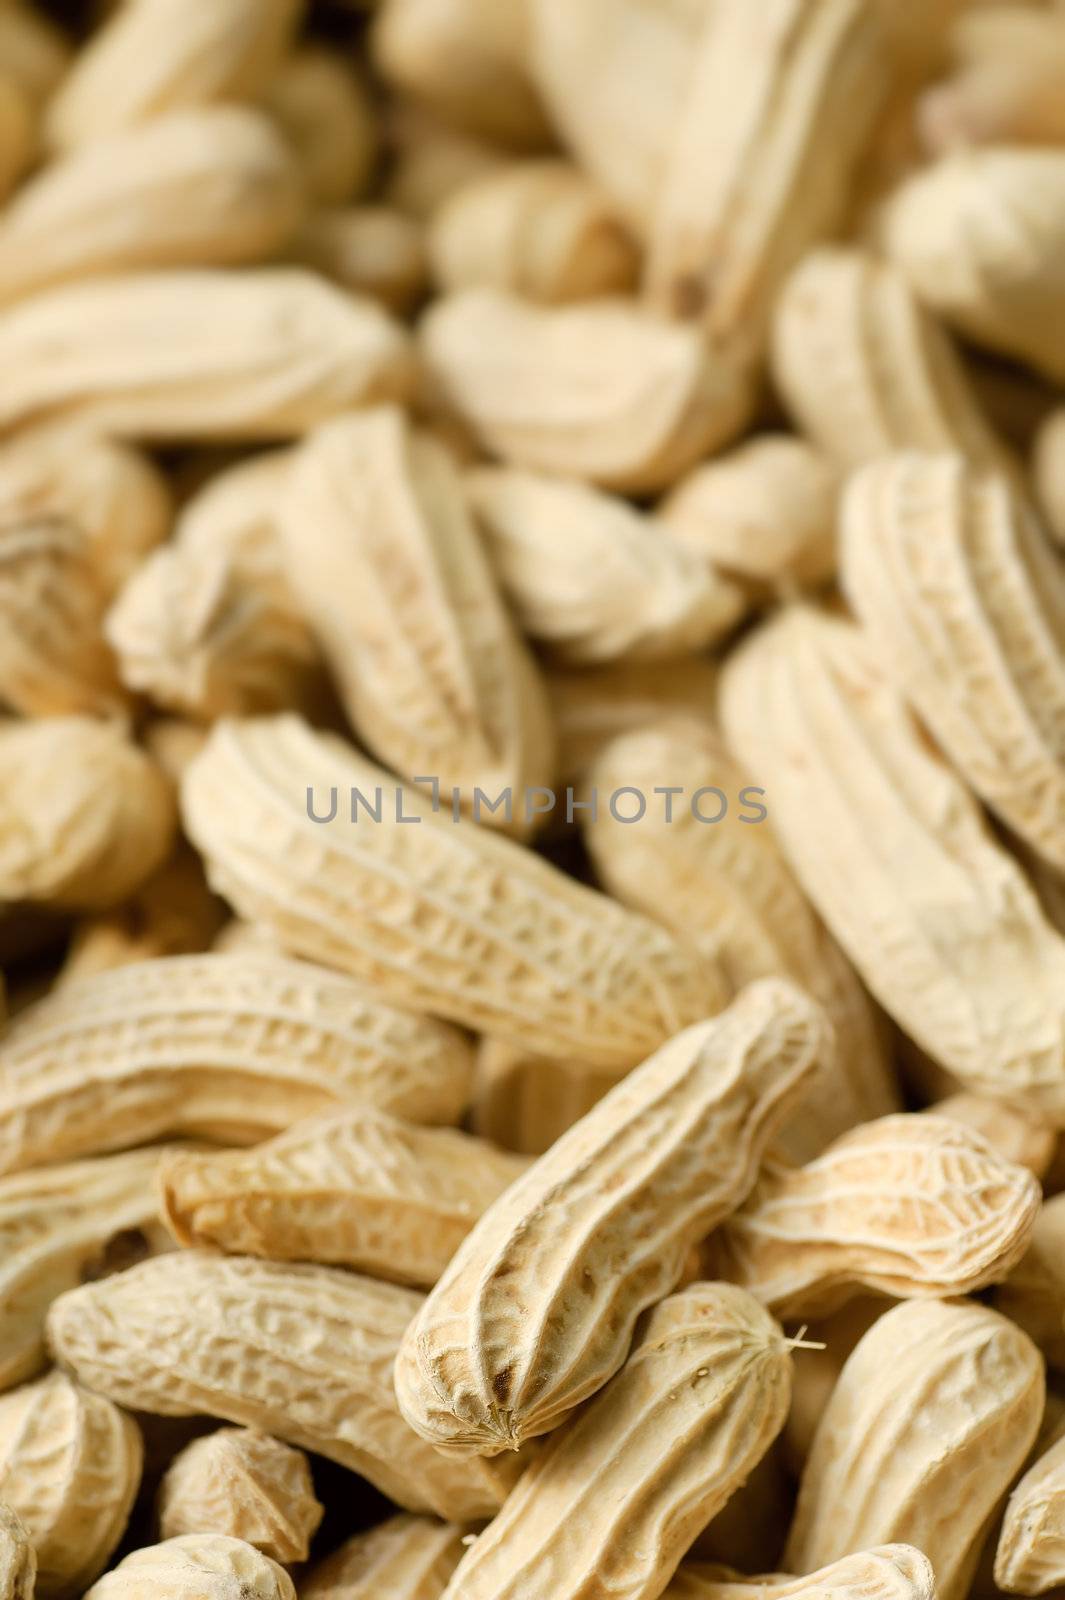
[
  {"left": 713, "top": 1112, "right": 1041, "bottom": 1317},
  {"left": 467, "top": 466, "right": 745, "bottom": 663},
  {"left": 157, "top": 1428, "right": 322, "bottom": 1564},
  {"left": 666, "top": 1547, "right": 937, "bottom": 1600},
  {"left": 420, "top": 288, "right": 755, "bottom": 494},
  {"left": 46, "top": 1253, "right": 518, "bottom": 1521},
  {"left": 0, "top": 1505, "right": 33, "bottom": 1600},
  {"left": 719, "top": 606, "right": 1065, "bottom": 1117},
  {"left": 842, "top": 452, "right": 1065, "bottom": 871},
  {"left": 266, "top": 46, "right": 378, "bottom": 207},
  {"left": 438, "top": 1283, "right": 792, "bottom": 1600},
  {"left": 0, "top": 1370, "right": 142, "bottom": 1598},
  {"left": 291, "top": 207, "right": 427, "bottom": 314},
  {"left": 0, "top": 269, "right": 413, "bottom": 442},
  {"left": 918, "top": 7, "right": 1065, "bottom": 153},
  {"left": 784, "top": 1298, "right": 1044, "bottom": 1600},
  {"left": 279, "top": 408, "right": 555, "bottom": 827},
  {"left": 80, "top": 1534, "right": 295, "bottom": 1600},
  {"left": 994, "top": 1193, "right": 1065, "bottom": 1370},
  {"left": 301, "top": 1514, "right": 466, "bottom": 1600},
  {"left": 929, "top": 1092, "right": 1056, "bottom": 1180},
  {"left": 0, "top": 1145, "right": 172, "bottom": 1392},
  {"left": 0, "top": 951, "right": 473, "bottom": 1173},
  {"left": 996, "top": 1425, "right": 1065, "bottom": 1594},
  {"left": 181, "top": 714, "right": 724, "bottom": 1068},
  {"left": 582, "top": 718, "right": 896, "bottom": 1160},
  {"left": 394, "top": 979, "right": 825, "bottom": 1455},
  {"left": 159, "top": 1108, "right": 528, "bottom": 1287}
]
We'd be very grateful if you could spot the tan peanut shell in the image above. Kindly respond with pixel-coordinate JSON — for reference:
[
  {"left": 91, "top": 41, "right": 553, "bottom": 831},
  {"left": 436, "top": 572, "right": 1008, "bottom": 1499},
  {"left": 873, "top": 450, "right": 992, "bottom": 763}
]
[
  {"left": 301, "top": 1514, "right": 466, "bottom": 1600},
  {"left": 266, "top": 46, "right": 379, "bottom": 206},
  {"left": 929, "top": 1092, "right": 1057, "bottom": 1180},
  {"left": 0, "top": 1505, "right": 33, "bottom": 1600},
  {"left": 157, "top": 1429, "right": 322, "bottom": 1564},
  {"left": 771, "top": 247, "right": 1017, "bottom": 474},
  {"left": 546, "top": 656, "right": 720, "bottom": 786},
  {"left": 0, "top": 4, "right": 69, "bottom": 105},
  {"left": 420, "top": 288, "right": 755, "bottom": 494},
  {"left": 45, "top": 0, "right": 302, "bottom": 150},
  {"left": 0, "top": 109, "right": 303, "bottom": 307},
  {"left": 583, "top": 718, "right": 897, "bottom": 1161},
  {"left": 996, "top": 1425, "right": 1065, "bottom": 1594},
  {"left": 660, "top": 435, "right": 838, "bottom": 591},
  {"left": 0, "top": 1145, "right": 173, "bottom": 1392},
  {"left": 159, "top": 1107, "right": 528, "bottom": 1287},
  {"left": 994, "top": 1194, "right": 1065, "bottom": 1370},
  {"left": 279, "top": 408, "right": 555, "bottom": 828},
  {"left": 918, "top": 7, "right": 1065, "bottom": 153},
  {"left": 292, "top": 207, "right": 428, "bottom": 313},
  {"left": 106, "top": 452, "right": 322, "bottom": 720},
  {"left": 1034, "top": 408, "right": 1065, "bottom": 548},
  {"left": 643, "top": 0, "right": 887, "bottom": 349},
  {"left": 666, "top": 1547, "right": 937, "bottom": 1600},
  {"left": 181, "top": 714, "right": 725, "bottom": 1067},
  {"left": 842, "top": 453, "right": 1065, "bottom": 872},
  {"left": 882, "top": 148, "right": 1065, "bottom": 384},
  {"left": 0, "top": 78, "right": 33, "bottom": 206},
  {"left": 467, "top": 466, "right": 745, "bottom": 663},
  {"left": 46, "top": 1253, "right": 520, "bottom": 1521},
  {"left": 0, "top": 951, "right": 474, "bottom": 1173},
  {"left": 428, "top": 160, "right": 638, "bottom": 304},
  {"left": 784, "top": 1299, "right": 1044, "bottom": 1600},
  {"left": 719, "top": 606, "right": 1065, "bottom": 1118},
  {"left": 713, "top": 1112, "right": 1040, "bottom": 1317},
  {"left": 439, "top": 1283, "right": 791, "bottom": 1600},
  {"left": 0, "top": 269, "right": 414, "bottom": 442},
  {"left": 383, "top": 101, "right": 507, "bottom": 221},
  {"left": 470, "top": 1038, "right": 623, "bottom": 1157},
  {"left": 0, "top": 1370, "right": 141, "bottom": 1597},
  {"left": 394, "top": 979, "right": 825, "bottom": 1455},
  {"left": 81, "top": 1535, "right": 295, "bottom": 1600},
  {"left": 0, "top": 717, "right": 175, "bottom": 911}
]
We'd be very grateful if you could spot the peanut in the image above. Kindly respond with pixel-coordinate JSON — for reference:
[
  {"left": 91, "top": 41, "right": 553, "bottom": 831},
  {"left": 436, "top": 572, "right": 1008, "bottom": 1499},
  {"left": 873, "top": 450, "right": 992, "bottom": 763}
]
[
  {"left": 0, "top": 1506, "right": 33, "bottom": 1600},
  {"left": 994, "top": 1194, "right": 1065, "bottom": 1370},
  {"left": 996, "top": 1424, "right": 1065, "bottom": 1594},
  {"left": 265, "top": 46, "right": 378, "bottom": 206},
  {"left": 157, "top": 1429, "right": 322, "bottom": 1564},
  {"left": 667, "top": 1548, "right": 936, "bottom": 1600},
  {"left": 80, "top": 1535, "right": 295, "bottom": 1600},
  {"left": 301, "top": 1514, "right": 466, "bottom": 1600}
]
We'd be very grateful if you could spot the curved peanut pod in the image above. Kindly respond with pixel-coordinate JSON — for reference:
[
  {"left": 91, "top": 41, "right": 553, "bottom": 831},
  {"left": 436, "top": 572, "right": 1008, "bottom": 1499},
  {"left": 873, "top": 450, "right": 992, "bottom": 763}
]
[
  {"left": 467, "top": 466, "right": 745, "bottom": 663},
  {"left": 265, "top": 47, "right": 378, "bottom": 207},
  {"left": 771, "top": 248, "right": 1017, "bottom": 474},
  {"left": 0, "top": 1506, "right": 33, "bottom": 1600},
  {"left": 159, "top": 1108, "right": 528, "bottom": 1287},
  {"left": 45, "top": 0, "right": 302, "bottom": 150},
  {"left": 439, "top": 1284, "right": 791, "bottom": 1600},
  {"left": 842, "top": 452, "right": 1065, "bottom": 871},
  {"left": 713, "top": 1113, "right": 1040, "bottom": 1317},
  {"left": 0, "top": 109, "right": 303, "bottom": 307},
  {"left": 291, "top": 207, "right": 428, "bottom": 314},
  {"left": 420, "top": 288, "right": 756, "bottom": 495},
  {"left": 918, "top": 7, "right": 1065, "bottom": 153},
  {"left": 929, "top": 1092, "right": 1056, "bottom": 1180},
  {"left": 994, "top": 1194, "right": 1065, "bottom": 1370},
  {"left": 82, "top": 1535, "right": 294, "bottom": 1600},
  {"left": 302, "top": 1515, "right": 466, "bottom": 1600},
  {"left": 784, "top": 1299, "right": 1044, "bottom": 1600},
  {"left": 666, "top": 1547, "right": 937, "bottom": 1600},
  {"left": 0, "top": 1371, "right": 141, "bottom": 1598},
  {"left": 720, "top": 607, "right": 1065, "bottom": 1117},
  {"left": 644, "top": 0, "right": 887, "bottom": 350},
  {"left": 0, "top": 270, "right": 414, "bottom": 442},
  {"left": 0, "top": 1146, "right": 174, "bottom": 1392},
  {"left": 1035, "top": 408, "right": 1065, "bottom": 548},
  {"left": 428, "top": 160, "right": 638, "bottom": 305},
  {"left": 181, "top": 715, "right": 725, "bottom": 1068},
  {"left": 394, "top": 979, "right": 825, "bottom": 1455},
  {"left": 881, "top": 148, "right": 1065, "bottom": 384},
  {"left": 583, "top": 719, "right": 896, "bottom": 1160},
  {"left": 158, "top": 1429, "right": 322, "bottom": 1565},
  {"left": 996, "top": 1428, "right": 1065, "bottom": 1594},
  {"left": 47, "top": 1254, "right": 521, "bottom": 1522},
  {"left": 0, "top": 717, "right": 176, "bottom": 911},
  {"left": 0, "top": 952, "right": 474, "bottom": 1173},
  {"left": 279, "top": 408, "right": 556, "bottom": 831}
]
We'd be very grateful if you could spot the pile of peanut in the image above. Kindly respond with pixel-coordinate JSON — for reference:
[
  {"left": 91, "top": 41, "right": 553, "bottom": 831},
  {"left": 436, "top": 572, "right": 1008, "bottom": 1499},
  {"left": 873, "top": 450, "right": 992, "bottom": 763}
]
[{"left": 2, "top": 0, "right": 1065, "bottom": 1594}]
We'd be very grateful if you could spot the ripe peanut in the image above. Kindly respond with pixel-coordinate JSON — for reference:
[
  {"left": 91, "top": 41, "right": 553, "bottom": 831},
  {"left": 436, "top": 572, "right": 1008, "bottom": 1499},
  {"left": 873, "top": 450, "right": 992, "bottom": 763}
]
[
  {"left": 0, "top": 1370, "right": 141, "bottom": 1598},
  {"left": 420, "top": 288, "right": 756, "bottom": 494},
  {"left": 46, "top": 1253, "right": 521, "bottom": 1521},
  {"left": 301, "top": 1515, "right": 466, "bottom": 1600},
  {"left": 265, "top": 46, "right": 379, "bottom": 206},
  {"left": 292, "top": 207, "right": 428, "bottom": 313},
  {"left": 994, "top": 1194, "right": 1065, "bottom": 1370},
  {"left": 0, "top": 952, "right": 474, "bottom": 1173},
  {"left": 159, "top": 1107, "right": 528, "bottom": 1287},
  {"left": 785, "top": 1299, "right": 1044, "bottom": 1600},
  {"left": 0, "top": 1506, "right": 33, "bottom": 1600},
  {"left": 996, "top": 1425, "right": 1065, "bottom": 1594},
  {"left": 666, "top": 1547, "right": 936, "bottom": 1600},
  {"left": 438, "top": 1283, "right": 791, "bottom": 1600},
  {"left": 394, "top": 980, "right": 825, "bottom": 1455},
  {"left": 158, "top": 1429, "right": 322, "bottom": 1564},
  {"left": 278, "top": 408, "right": 556, "bottom": 830},
  {"left": 711, "top": 1112, "right": 1040, "bottom": 1316},
  {"left": 0, "top": 270, "right": 414, "bottom": 442},
  {"left": 81, "top": 1535, "right": 294, "bottom": 1600},
  {"left": 181, "top": 714, "right": 725, "bottom": 1068},
  {"left": 929, "top": 1093, "right": 1057, "bottom": 1180}
]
